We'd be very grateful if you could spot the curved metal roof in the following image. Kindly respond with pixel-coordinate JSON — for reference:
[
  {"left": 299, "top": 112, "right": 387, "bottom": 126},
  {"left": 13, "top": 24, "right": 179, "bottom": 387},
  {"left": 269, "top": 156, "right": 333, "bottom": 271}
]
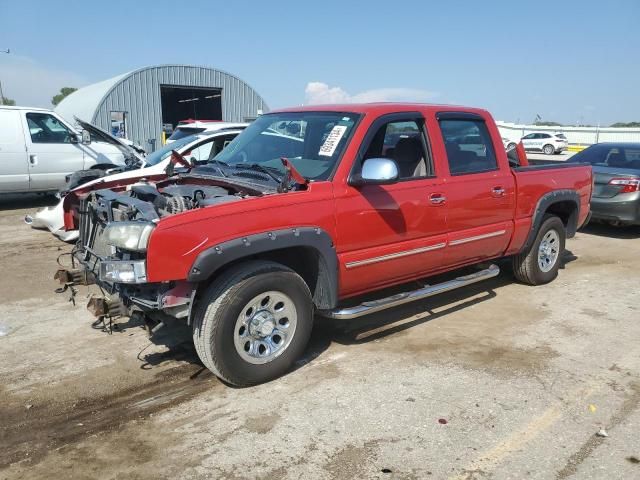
[
  {"left": 55, "top": 64, "right": 267, "bottom": 123},
  {"left": 55, "top": 71, "right": 129, "bottom": 123},
  {"left": 53, "top": 64, "right": 268, "bottom": 149}
]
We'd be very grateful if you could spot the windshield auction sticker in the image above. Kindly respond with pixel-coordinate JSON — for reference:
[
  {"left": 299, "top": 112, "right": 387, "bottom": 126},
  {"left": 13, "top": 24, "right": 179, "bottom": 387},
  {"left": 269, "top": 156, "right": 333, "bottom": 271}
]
[{"left": 319, "top": 125, "right": 347, "bottom": 157}]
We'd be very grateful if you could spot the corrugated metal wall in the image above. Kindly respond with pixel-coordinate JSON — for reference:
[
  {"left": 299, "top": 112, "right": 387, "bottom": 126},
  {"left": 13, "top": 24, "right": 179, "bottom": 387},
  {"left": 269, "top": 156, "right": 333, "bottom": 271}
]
[{"left": 91, "top": 65, "right": 269, "bottom": 151}]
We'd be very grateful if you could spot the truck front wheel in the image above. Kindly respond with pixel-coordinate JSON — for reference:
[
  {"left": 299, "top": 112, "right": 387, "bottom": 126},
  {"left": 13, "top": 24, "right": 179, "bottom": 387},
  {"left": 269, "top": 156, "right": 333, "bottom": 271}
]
[
  {"left": 192, "top": 260, "right": 314, "bottom": 387},
  {"left": 512, "top": 215, "right": 566, "bottom": 285}
]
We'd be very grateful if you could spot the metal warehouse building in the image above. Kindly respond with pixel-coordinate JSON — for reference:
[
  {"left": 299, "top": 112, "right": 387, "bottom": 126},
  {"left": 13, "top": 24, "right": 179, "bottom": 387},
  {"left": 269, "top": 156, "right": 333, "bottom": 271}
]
[{"left": 55, "top": 64, "right": 268, "bottom": 151}]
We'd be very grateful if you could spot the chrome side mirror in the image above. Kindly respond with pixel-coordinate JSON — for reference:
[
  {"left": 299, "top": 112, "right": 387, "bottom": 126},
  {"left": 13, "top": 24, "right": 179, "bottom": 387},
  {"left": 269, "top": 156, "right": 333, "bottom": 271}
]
[
  {"left": 81, "top": 130, "right": 91, "bottom": 145},
  {"left": 350, "top": 157, "right": 399, "bottom": 186}
]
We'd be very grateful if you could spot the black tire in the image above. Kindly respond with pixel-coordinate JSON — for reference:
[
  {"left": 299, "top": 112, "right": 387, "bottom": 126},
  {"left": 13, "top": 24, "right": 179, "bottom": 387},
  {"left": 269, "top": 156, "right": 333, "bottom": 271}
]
[
  {"left": 543, "top": 144, "right": 555, "bottom": 155},
  {"left": 192, "top": 260, "right": 313, "bottom": 387},
  {"left": 512, "top": 215, "right": 566, "bottom": 285}
]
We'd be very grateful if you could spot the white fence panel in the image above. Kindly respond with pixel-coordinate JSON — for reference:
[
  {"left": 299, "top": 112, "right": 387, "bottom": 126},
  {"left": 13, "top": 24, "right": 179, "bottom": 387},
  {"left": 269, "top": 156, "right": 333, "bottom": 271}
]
[{"left": 496, "top": 122, "right": 640, "bottom": 146}]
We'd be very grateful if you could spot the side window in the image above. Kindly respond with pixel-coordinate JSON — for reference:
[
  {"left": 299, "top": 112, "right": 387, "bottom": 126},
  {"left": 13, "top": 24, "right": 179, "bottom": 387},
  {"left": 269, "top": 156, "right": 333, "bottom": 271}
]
[
  {"left": 211, "top": 133, "right": 238, "bottom": 157},
  {"left": 362, "top": 119, "right": 432, "bottom": 179},
  {"left": 26, "top": 113, "right": 73, "bottom": 144},
  {"left": 185, "top": 138, "right": 215, "bottom": 162},
  {"left": 522, "top": 133, "right": 534, "bottom": 140},
  {"left": 439, "top": 119, "right": 498, "bottom": 175}
]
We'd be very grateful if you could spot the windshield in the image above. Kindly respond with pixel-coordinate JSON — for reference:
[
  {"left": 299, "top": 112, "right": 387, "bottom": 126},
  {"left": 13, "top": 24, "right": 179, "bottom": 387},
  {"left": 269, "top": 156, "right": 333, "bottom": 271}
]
[
  {"left": 212, "top": 112, "right": 360, "bottom": 180},
  {"left": 167, "top": 127, "right": 207, "bottom": 142},
  {"left": 144, "top": 135, "right": 198, "bottom": 166}
]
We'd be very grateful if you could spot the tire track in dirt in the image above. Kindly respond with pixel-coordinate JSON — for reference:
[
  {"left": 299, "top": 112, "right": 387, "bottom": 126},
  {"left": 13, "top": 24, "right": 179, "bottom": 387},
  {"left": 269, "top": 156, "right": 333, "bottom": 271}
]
[{"left": 0, "top": 363, "right": 219, "bottom": 470}]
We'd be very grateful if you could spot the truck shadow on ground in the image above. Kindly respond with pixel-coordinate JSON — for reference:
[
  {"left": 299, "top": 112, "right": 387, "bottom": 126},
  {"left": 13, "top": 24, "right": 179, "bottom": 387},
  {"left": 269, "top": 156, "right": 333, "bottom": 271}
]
[
  {"left": 104, "top": 252, "right": 578, "bottom": 380},
  {"left": 579, "top": 222, "right": 640, "bottom": 239},
  {"left": 300, "top": 251, "right": 577, "bottom": 364},
  {"left": 322, "top": 270, "right": 511, "bottom": 347},
  {"left": 0, "top": 193, "right": 58, "bottom": 212}
]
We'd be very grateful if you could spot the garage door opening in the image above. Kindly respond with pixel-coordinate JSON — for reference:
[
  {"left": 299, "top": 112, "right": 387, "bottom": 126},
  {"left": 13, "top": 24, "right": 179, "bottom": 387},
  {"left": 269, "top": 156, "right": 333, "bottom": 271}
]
[{"left": 160, "top": 85, "right": 222, "bottom": 133}]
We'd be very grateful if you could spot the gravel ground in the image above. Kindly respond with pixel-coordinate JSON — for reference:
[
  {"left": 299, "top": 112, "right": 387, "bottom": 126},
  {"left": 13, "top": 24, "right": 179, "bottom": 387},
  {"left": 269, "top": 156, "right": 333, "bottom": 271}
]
[{"left": 0, "top": 191, "right": 639, "bottom": 480}]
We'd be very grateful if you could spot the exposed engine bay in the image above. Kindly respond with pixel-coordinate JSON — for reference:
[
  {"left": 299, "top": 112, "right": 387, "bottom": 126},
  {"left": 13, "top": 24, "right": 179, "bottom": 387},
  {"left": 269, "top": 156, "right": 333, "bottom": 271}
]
[{"left": 87, "top": 179, "right": 257, "bottom": 223}]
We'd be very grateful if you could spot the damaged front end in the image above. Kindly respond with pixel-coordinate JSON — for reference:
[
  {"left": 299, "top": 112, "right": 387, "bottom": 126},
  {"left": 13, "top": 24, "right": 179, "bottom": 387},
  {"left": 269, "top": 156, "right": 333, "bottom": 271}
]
[{"left": 58, "top": 175, "right": 263, "bottom": 333}]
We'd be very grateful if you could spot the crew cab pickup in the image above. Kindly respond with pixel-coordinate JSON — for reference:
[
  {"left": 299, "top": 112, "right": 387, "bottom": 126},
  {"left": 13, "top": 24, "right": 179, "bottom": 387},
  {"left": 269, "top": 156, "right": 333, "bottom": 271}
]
[{"left": 58, "top": 103, "right": 592, "bottom": 386}]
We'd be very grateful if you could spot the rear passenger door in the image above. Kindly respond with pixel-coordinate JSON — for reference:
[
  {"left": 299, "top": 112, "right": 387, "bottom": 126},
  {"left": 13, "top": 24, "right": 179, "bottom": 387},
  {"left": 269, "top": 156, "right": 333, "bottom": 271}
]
[{"left": 436, "top": 112, "right": 515, "bottom": 267}]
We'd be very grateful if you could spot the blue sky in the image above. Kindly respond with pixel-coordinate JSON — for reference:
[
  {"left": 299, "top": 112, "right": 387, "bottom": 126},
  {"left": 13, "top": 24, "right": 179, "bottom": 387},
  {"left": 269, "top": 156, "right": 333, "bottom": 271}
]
[{"left": 1, "top": 0, "right": 638, "bottom": 125}]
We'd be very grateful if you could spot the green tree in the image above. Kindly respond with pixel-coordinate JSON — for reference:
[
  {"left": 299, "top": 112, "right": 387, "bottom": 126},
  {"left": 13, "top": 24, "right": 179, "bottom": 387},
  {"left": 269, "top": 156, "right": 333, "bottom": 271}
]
[
  {"left": 51, "top": 87, "right": 77, "bottom": 106},
  {"left": 610, "top": 122, "right": 640, "bottom": 128},
  {"left": 534, "top": 121, "right": 563, "bottom": 126},
  {"left": 1, "top": 96, "right": 16, "bottom": 106}
]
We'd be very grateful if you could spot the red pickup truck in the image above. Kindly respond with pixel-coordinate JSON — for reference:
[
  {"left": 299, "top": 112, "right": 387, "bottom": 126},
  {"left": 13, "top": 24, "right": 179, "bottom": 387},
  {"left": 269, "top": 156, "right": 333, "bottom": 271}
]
[{"left": 59, "top": 103, "right": 592, "bottom": 386}]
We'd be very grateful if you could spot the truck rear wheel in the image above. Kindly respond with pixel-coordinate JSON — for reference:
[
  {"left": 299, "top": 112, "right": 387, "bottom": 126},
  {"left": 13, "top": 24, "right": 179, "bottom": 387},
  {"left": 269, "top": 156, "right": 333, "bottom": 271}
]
[
  {"left": 512, "top": 215, "right": 565, "bottom": 285},
  {"left": 192, "top": 260, "right": 314, "bottom": 387}
]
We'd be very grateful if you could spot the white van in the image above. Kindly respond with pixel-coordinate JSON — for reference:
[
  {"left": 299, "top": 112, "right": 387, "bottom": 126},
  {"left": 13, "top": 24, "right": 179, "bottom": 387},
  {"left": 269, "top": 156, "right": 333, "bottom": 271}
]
[{"left": 0, "top": 106, "right": 129, "bottom": 193}]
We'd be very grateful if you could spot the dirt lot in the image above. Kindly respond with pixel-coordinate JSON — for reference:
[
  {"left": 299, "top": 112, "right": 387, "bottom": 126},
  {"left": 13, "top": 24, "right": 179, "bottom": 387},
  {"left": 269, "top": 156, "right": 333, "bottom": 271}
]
[{"left": 1, "top": 192, "right": 639, "bottom": 480}]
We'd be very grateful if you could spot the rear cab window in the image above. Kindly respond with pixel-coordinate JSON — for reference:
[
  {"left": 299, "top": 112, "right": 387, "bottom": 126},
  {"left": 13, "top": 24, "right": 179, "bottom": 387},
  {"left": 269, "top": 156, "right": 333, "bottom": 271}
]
[{"left": 438, "top": 116, "right": 498, "bottom": 175}]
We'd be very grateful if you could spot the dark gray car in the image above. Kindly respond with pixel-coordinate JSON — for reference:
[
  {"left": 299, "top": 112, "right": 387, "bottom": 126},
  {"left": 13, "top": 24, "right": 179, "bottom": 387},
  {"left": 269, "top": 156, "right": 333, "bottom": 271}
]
[{"left": 568, "top": 143, "right": 640, "bottom": 226}]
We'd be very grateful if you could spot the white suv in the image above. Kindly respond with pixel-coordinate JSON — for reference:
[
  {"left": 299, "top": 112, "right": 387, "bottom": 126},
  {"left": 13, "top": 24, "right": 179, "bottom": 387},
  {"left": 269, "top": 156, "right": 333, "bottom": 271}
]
[
  {"left": 521, "top": 132, "right": 568, "bottom": 155},
  {"left": 166, "top": 121, "right": 249, "bottom": 143}
]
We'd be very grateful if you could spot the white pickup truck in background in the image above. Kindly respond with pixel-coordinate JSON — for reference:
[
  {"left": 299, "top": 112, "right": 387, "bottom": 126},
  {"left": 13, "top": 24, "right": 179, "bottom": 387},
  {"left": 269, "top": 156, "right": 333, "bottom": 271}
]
[{"left": 0, "top": 106, "right": 133, "bottom": 193}]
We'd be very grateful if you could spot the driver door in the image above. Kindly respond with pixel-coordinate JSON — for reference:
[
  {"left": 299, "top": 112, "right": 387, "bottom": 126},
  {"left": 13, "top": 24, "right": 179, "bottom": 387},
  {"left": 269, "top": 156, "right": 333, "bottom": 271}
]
[
  {"left": 334, "top": 114, "right": 449, "bottom": 297},
  {"left": 22, "top": 112, "right": 84, "bottom": 191}
]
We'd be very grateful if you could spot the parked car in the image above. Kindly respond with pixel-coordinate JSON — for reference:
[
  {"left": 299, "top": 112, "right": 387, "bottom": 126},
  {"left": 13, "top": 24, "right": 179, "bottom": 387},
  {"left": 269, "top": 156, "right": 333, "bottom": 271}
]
[
  {"left": 166, "top": 121, "right": 248, "bottom": 143},
  {"left": 56, "top": 103, "right": 592, "bottom": 386},
  {"left": 0, "top": 106, "right": 135, "bottom": 193},
  {"left": 502, "top": 137, "right": 517, "bottom": 151},
  {"left": 567, "top": 142, "right": 640, "bottom": 226},
  {"left": 521, "top": 132, "right": 568, "bottom": 155},
  {"left": 25, "top": 125, "right": 246, "bottom": 242}
]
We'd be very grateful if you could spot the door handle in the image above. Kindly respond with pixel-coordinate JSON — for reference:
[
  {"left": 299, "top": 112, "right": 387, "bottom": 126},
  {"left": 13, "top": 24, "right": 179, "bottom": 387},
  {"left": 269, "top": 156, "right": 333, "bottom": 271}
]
[
  {"left": 429, "top": 193, "right": 446, "bottom": 205},
  {"left": 29, "top": 154, "right": 38, "bottom": 166},
  {"left": 491, "top": 186, "right": 505, "bottom": 197}
]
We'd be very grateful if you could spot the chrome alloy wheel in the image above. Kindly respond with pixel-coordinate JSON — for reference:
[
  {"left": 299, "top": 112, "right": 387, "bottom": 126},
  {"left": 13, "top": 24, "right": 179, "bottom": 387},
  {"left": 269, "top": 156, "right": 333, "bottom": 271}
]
[
  {"left": 538, "top": 229, "right": 560, "bottom": 272},
  {"left": 233, "top": 291, "right": 297, "bottom": 364}
]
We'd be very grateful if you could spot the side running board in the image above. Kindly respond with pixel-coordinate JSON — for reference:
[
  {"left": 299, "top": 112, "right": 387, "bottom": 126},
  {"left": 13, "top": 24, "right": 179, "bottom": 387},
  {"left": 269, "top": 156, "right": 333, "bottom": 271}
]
[{"left": 320, "top": 264, "right": 500, "bottom": 320}]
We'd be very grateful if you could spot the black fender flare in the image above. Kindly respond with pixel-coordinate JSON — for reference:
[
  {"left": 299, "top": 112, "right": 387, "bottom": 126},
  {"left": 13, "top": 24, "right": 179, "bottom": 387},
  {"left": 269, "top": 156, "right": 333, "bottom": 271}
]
[
  {"left": 187, "top": 227, "right": 339, "bottom": 309},
  {"left": 521, "top": 189, "right": 580, "bottom": 253}
]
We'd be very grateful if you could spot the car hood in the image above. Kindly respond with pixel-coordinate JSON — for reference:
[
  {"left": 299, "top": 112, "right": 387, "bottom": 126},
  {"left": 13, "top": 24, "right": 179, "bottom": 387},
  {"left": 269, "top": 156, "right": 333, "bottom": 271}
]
[{"left": 75, "top": 117, "right": 146, "bottom": 166}]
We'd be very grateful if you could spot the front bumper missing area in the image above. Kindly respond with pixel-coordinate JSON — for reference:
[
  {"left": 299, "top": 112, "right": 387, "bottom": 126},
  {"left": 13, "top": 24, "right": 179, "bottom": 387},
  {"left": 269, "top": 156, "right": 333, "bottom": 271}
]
[{"left": 56, "top": 247, "right": 194, "bottom": 323}]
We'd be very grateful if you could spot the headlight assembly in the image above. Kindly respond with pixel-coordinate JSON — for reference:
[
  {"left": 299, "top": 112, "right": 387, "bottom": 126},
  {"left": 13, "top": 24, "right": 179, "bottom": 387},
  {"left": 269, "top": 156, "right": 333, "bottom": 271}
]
[
  {"left": 100, "top": 260, "right": 147, "bottom": 283},
  {"left": 104, "top": 222, "right": 154, "bottom": 252}
]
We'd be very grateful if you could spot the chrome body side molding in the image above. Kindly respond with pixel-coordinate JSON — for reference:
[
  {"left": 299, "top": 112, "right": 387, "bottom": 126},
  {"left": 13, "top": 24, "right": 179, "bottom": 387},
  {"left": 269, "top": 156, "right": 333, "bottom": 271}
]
[
  {"left": 449, "top": 230, "right": 506, "bottom": 246},
  {"left": 345, "top": 242, "right": 446, "bottom": 269}
]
